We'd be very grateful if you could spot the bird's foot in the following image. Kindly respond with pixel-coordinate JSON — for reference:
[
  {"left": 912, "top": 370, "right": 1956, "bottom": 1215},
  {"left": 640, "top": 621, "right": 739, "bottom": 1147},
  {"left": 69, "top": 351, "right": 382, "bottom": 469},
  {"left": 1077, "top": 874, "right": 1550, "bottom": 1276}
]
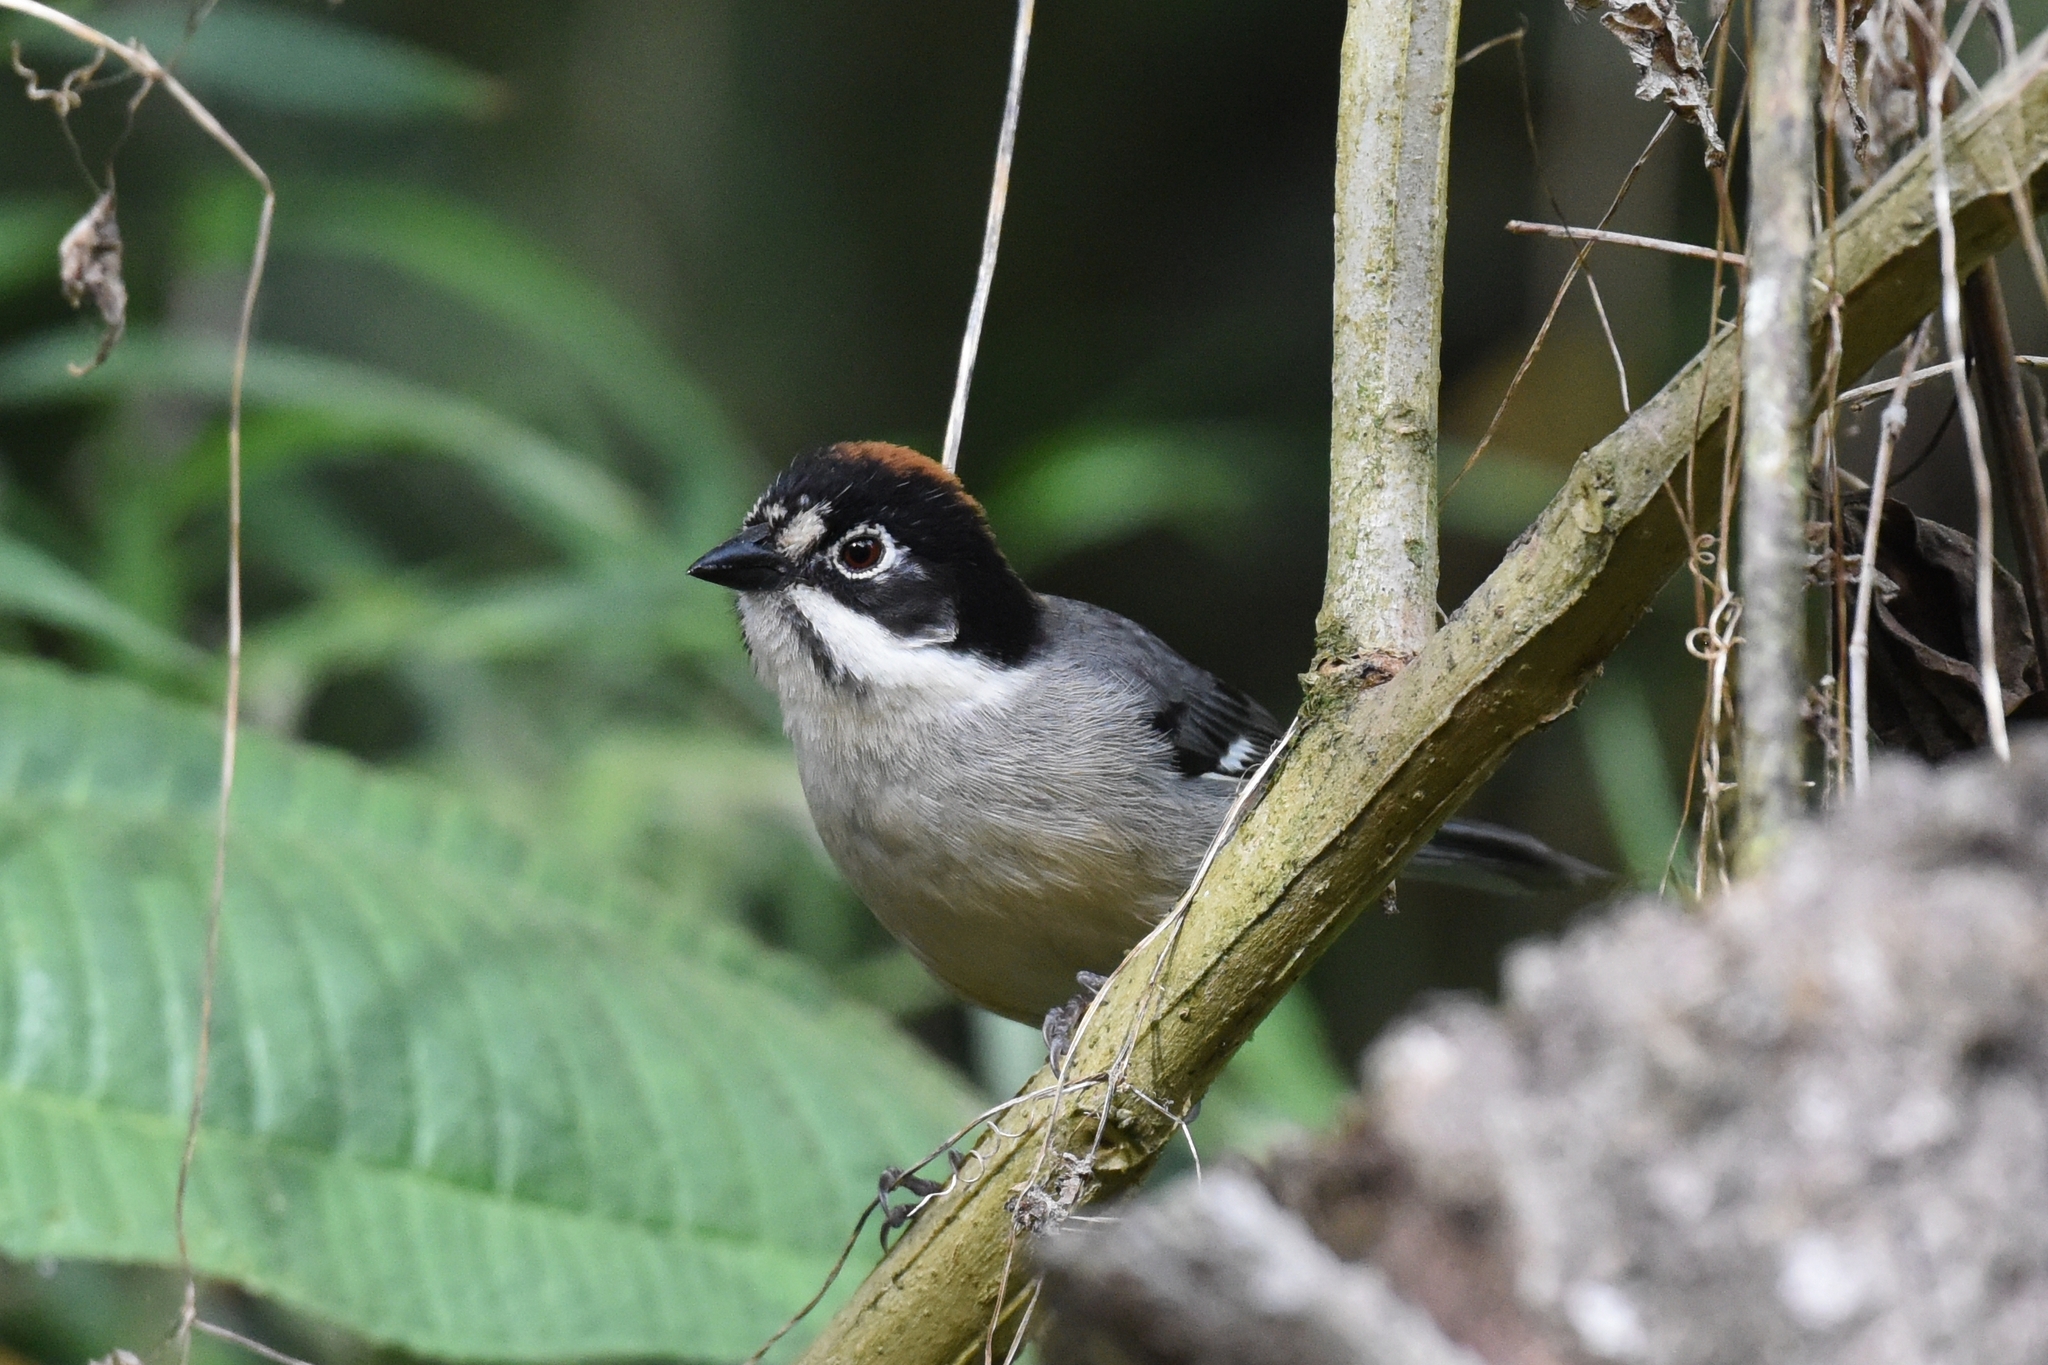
[
  {"left": 875, "top": 1163, "right": 948, "bottom": 1249},
  {"left": 1041, "top": 970, "right": 1110, "bottom": 1074}
]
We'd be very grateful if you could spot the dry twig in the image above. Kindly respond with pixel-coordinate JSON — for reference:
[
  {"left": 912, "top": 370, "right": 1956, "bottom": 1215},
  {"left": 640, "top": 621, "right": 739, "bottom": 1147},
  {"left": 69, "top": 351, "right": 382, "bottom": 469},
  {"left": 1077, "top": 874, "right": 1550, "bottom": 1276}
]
[
  {"left": 1506, "top": 218, "right": 1747, "bottom": 264},
  {"left": 1926, "top": 48, "right": 2013, "bottom": 760},
  {"left": 1962, "top": 262, "right": 2048, "bottom": 688},
  {"left": 941, "top": 0, "right": 1033, "bottom": 475},
  {"left": 1849, "top": 324, "right": 1934, "bottom": 787}
]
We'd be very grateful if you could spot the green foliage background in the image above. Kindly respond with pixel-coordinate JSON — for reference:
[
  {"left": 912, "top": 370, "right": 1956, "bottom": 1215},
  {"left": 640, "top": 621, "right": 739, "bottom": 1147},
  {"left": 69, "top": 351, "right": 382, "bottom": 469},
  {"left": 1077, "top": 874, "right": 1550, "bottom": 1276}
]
[{"left": 1, "top": 0, "right": 2035, "bottom": 1360}]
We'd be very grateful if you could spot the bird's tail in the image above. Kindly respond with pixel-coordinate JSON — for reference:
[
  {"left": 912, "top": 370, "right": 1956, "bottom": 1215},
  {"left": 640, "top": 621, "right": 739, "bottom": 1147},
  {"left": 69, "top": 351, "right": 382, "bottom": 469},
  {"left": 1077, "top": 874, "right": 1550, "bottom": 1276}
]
[{"left": 1404, "top": 818, "right": 1612, "bottom": 895}]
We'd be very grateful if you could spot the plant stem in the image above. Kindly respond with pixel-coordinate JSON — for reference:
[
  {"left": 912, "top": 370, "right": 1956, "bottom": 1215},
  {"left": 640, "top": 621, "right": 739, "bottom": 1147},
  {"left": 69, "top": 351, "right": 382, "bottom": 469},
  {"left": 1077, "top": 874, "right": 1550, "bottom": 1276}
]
[
  {"left": 1736, "top": 0, "right": 1817, "bottom": 866},
  {"left": 1315, "top": 0, "right": 1461, "bottom": 668}
]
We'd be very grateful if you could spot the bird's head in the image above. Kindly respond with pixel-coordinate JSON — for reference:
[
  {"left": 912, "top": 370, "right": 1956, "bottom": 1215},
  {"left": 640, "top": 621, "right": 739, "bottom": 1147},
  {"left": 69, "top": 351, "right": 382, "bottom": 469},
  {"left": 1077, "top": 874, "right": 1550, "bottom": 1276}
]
[{"left": 690, "top": 443, "right": 1041, "bottom": 690}]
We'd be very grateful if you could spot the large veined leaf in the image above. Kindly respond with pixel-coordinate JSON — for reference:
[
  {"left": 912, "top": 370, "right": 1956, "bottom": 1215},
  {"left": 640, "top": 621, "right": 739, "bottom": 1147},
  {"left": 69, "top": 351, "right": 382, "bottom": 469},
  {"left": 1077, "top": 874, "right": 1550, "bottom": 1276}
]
[
  {"left": 0, "top": 329, "right": 650, "bottom": 561},
  {"left": 240, "top": 562, "right": 736, "bottom": 707},
  {"left": 259, "top": 180, "right": 759, "bottom": 543},
  {"left": 0, "top": 660, "right": 977, "bottom": 1360}
]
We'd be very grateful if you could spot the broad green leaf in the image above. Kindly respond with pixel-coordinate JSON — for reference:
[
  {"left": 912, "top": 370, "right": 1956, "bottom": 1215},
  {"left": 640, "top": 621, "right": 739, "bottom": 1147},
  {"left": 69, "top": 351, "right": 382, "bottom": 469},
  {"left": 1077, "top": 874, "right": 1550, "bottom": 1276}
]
[
  {"left": 258, "top": 181, "right": 759, "bottom": 540},
  {"left": 981, "top": 427, "right": 1268, "bottom": 573},
  {"left": 0, "top": 195, "right": 72, "bottom": 301},
  {"left": 0, "top": 329, "right": 651, "bottom": 560},
  {"left": 5, "top": 3, "right": 503, "bottom": 123},
  {"left": 0, "top": 659, "right": 977, "bottom": 1360},
  {"left": 560, "top": 731, "right": 866, "bottom": 965},
  {"left": 0, "top": 531, "right": 204, "bottom": 675},
  {"left": 240, "top": 564, "right": 736, "bottom": 724}
]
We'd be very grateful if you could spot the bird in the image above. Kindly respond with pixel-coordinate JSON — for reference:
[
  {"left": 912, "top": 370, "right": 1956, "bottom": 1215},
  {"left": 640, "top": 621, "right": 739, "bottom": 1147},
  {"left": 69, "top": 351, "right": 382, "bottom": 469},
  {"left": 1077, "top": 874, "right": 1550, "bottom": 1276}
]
[{"left": 689, "top": 441, "right": 1602, "bottom": 1047}]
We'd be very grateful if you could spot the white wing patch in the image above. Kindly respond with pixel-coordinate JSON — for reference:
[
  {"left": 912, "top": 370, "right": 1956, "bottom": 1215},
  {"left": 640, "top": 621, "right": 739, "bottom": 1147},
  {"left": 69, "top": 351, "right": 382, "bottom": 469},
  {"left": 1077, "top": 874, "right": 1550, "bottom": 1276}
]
[{"left": 1216, "top": 735, "right": 1265, "bottom": 775}]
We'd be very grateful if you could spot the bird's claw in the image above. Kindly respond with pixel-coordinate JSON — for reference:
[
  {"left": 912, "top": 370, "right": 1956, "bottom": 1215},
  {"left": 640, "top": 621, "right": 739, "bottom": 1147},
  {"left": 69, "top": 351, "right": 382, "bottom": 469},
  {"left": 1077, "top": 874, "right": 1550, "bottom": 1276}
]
[
  {"left": 876, "top": 1164, "right": 949, "bottom": 1248},
  {"left": 1041, "top": 970, "right": 1110, "bottom": 1073}
]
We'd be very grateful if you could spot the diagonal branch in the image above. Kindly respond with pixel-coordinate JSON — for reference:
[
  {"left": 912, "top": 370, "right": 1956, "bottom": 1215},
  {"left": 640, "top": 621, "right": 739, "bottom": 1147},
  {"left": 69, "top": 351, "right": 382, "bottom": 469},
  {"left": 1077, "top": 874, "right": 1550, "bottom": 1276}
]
[{"left": 791, "top": 31, "right": 2048, "bottom": 1365}]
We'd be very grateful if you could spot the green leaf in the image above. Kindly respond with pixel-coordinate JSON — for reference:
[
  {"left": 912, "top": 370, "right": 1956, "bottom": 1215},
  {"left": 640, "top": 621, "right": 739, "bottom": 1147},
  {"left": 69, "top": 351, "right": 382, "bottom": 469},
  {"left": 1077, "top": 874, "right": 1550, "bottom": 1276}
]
[
  {"left": 0, "top": 195, "right": 72, "bottom": 301},
  {"left": 0, "top": 659, "right": 977, "bottom": 1360},
  {"left": 261, "top": 180, "right": 758, "bottom": 541},
  {"left": 0, "top": 329, "right": 652, "bottom": 560},
  {"left": 0, "top": 531, "right": 205, "bottom": 675},
  {"left": 239, "top": 564, "right": 737, "bottom": 724},
  {"left": 5, "top": 3, "right": 503, "bottom": 123},
  {"left": 981, "top": 427, "right": 1268, "bottom": 573}
]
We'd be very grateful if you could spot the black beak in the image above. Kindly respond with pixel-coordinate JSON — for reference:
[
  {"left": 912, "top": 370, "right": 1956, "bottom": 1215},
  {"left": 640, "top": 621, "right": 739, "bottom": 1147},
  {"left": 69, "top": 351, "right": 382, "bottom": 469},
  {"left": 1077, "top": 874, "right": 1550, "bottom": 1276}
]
[{"left": 688, "top": 528, "right": 792, "bottom": 591}]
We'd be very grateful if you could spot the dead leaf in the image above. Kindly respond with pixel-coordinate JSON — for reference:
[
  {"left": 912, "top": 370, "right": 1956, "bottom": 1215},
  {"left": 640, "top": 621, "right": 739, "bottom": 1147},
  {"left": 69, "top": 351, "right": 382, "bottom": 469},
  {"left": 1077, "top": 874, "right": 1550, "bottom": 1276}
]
[
  {"left": 58, "top": 189, "right": 126, "bottom": 376},
  {"left": 1843, "top": 494, "right": 2048, "bottom": 760},
  {"left": 1574, "top": 0, "right": 1727, "bottom": 167},
  {"left": 1817, "top": 0, "right": 1874, "bottom": 165}
]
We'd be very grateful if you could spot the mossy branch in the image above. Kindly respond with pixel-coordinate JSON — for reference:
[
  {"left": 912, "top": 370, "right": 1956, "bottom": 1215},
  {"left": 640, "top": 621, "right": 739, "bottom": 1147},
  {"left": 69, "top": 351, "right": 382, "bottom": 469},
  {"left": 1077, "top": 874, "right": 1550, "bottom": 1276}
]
[{"left": 791, "top": 31, "right": 2048, "bottom": 1365}]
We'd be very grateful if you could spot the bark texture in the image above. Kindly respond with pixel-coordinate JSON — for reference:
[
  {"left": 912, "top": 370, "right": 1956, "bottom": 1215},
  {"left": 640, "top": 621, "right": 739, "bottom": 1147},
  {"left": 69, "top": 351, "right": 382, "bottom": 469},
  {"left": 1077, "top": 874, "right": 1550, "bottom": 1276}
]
[
  {"left": 1037, "top": 1172, "right": 1485, "bottom": 1365},
  {"left": 1736, "top": 0, "right": 1817, "bottom": 861},
  {"left": 1317, "top": 0, "right": 1461, "bottom": 665}
]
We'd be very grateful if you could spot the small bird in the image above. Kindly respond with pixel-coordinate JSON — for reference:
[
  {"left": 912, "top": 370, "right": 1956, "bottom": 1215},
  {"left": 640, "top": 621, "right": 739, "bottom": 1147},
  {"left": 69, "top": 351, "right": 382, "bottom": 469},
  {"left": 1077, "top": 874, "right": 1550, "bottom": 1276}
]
[{"left": 690, "top": 442, "right": 1599, "bottom": 1041}]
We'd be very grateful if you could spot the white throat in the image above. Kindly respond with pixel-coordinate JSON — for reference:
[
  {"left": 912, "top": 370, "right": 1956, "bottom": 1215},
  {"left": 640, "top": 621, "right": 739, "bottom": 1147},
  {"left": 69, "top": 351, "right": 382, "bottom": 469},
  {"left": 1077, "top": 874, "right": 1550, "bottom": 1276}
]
[{"left": 739, "top": 586, "right": 1025, "bottom": 719}]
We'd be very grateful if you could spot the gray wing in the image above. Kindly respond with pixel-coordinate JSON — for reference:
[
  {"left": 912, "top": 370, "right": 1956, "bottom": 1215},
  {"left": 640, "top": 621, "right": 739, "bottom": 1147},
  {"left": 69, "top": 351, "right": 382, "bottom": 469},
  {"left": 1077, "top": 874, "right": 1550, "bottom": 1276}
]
[
  {"left": 1037, "top": 598, "right": 1609, "bottom": 893},
  {"left": 1039, "top": 597, "right": 1282, "bottom": 780}
]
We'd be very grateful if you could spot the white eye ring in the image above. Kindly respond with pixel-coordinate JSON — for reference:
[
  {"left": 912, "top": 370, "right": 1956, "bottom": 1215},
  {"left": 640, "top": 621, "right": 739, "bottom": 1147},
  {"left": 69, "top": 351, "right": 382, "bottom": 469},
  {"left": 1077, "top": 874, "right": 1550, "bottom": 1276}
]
[{"left": 833, "top": 525, "right": 897, "bottom": 579}]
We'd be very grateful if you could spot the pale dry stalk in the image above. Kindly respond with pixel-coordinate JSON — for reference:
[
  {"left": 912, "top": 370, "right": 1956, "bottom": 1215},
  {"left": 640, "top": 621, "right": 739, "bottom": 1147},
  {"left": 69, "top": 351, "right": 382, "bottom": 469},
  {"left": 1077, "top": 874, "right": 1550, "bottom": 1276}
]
[
  {"left": 1850, "top": 322, "right": 1933, "bottom": 787},
  {"left": 1505, "top": 218, "right": 1748, "bottom": 264},
  {"left": 941, "top": 0, "right": 1033, "bottom": 474},
  {"left": 1927, "top": 51, "right": 2013, "bottom": 761}
]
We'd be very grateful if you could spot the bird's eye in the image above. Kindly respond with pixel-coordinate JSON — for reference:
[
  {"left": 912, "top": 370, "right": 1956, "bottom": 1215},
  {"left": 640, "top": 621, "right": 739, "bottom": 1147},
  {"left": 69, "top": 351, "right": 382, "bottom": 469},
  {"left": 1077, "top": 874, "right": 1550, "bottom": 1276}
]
[{"left": 837, "top": 534, "right": 886, "bottom": 574}]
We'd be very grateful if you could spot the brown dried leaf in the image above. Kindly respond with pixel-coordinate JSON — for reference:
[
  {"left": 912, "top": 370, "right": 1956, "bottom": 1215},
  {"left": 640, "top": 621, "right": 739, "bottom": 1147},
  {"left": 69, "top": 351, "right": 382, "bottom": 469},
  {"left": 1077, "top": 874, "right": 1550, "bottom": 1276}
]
[
  {"left": 1843, "top": 494, "right": 2048, "bottom": 760},
  {"left": 1819, "top": 0, "right": 1874, "bottom": 163},
  {"left": 58, "top": 189, "right": 126, "bottom": 376},
  {"left": 1585, "top": 0, "right": 1727, "bottom": 167}
]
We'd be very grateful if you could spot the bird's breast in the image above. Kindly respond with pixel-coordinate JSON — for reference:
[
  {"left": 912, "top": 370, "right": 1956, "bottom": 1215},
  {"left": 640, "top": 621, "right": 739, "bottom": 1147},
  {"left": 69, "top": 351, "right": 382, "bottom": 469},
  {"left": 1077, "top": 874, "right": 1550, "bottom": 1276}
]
[{"left": 785, "top": 688, "right": 1228, "bottom": 1021}]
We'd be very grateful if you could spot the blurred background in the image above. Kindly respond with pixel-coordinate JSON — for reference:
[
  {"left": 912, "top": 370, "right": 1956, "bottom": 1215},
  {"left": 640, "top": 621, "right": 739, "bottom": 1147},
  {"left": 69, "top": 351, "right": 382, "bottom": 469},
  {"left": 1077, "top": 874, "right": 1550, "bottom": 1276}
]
[{"left": 0, "top": 0, "right": 2044, "bottom": 1359}]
